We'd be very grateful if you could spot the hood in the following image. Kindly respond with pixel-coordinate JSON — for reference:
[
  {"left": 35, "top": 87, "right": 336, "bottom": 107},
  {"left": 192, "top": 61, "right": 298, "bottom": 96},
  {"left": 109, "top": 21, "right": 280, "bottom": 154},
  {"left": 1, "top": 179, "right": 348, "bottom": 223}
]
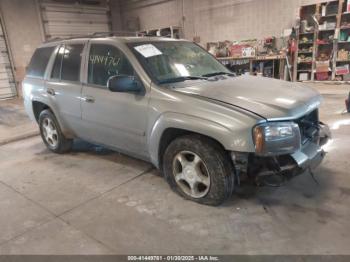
[{"left": 172, "top": 75, "right": 322, "bottom": 120}]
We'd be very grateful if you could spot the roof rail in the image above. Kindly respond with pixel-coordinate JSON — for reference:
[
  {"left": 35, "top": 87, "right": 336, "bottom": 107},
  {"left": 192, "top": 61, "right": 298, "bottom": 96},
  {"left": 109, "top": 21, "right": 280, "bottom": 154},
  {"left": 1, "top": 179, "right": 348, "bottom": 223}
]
[
  {"left": 44, "top": 31, "right": 138, "bottom": 43},
  {"left": 92, "top": 31, "right": 137, "bottom": 37}
]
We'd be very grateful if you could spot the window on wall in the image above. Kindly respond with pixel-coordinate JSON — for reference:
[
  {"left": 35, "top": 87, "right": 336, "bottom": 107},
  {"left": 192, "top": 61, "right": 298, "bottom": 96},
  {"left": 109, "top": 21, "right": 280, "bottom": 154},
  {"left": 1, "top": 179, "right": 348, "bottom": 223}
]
[
  {"left": 88, "top": 44, "right": 134, "bottom": 87},
  {"left": 61, "top": 44, "right": 84, "bottom": 82},
  {"left": 27, "top": 46, "right": 55, "bottom": 78}
]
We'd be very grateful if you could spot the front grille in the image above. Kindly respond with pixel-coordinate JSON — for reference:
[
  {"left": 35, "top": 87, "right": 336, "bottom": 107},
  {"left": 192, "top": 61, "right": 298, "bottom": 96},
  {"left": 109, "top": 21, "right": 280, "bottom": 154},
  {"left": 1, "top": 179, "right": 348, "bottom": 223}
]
[{"left": 296, "top": 109, "right": 319, "bottom": 144}]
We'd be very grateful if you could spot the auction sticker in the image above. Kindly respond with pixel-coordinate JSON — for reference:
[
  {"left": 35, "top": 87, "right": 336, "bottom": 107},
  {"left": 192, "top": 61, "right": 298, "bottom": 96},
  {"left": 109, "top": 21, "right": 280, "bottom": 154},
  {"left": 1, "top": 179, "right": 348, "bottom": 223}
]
[{"left": 134, "top": 44, "right": 162, "bottom": 58}]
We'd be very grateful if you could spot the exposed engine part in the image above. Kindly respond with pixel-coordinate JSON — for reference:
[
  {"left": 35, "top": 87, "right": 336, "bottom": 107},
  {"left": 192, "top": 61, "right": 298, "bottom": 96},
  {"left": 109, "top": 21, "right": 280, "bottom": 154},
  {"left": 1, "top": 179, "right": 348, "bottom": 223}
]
[{"left": 248, "top": 155, "right": 300, "bottom": 187}]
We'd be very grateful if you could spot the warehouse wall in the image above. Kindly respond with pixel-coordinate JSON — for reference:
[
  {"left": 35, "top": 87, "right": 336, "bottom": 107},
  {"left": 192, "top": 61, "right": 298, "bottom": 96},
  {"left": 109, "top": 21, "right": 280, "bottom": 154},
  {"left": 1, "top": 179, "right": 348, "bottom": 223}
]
[
  {"left": 110, "top": 0, "right": 123, "bottom": 31},
  {"left": 118, "top": 0, "right": 328, "bottom": 46},
  {"left": 0, "top": 0, "right": 118, "bottom": 92},
  {"left": 0, "top": 0, "right": 43, "bottom": 86}
]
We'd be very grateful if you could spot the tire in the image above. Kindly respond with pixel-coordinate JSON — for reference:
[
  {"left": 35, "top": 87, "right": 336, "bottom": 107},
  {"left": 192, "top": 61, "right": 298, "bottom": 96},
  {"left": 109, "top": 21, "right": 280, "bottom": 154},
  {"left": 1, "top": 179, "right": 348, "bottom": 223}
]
[
  {"left": 163, "top": 135, "right": 235, "bottom": 206},
  {"left": 38, "top": 109, "right": 73, "bottom": 153}
]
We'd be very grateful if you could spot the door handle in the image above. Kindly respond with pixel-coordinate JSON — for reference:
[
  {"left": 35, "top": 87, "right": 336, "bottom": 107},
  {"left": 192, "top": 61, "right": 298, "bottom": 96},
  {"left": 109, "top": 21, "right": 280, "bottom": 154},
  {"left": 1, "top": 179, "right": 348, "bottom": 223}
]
[
  {"left": 82, "top": 96, "right": 95, "bottom": 103},
  {"left": 47, "top": 88, "right": 55, "bottom": 96}
]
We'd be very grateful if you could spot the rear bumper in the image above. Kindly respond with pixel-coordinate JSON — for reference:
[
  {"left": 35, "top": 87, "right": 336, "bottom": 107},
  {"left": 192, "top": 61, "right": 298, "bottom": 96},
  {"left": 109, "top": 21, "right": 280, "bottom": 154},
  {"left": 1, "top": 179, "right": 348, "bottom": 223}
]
[
  {"left": 23, "top": 97, "right": 36, "bottom": 122},
  {"left": 291, "top": 122, "right": 331, "bottom": 171}
]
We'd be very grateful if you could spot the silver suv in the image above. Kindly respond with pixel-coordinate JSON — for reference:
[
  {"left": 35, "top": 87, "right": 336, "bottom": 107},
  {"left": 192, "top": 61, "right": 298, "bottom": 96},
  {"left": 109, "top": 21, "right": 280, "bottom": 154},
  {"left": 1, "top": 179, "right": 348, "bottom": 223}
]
[{"left": 23, "top": 36, "right": 331, "bottom": 205}]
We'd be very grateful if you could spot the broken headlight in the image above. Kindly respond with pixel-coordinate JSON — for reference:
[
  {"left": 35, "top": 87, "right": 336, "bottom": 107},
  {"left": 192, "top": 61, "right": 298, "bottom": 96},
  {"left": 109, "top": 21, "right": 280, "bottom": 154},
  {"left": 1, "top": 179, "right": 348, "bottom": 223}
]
[{"left": 253, "top": 122, "right": 301, "bottom": 156}]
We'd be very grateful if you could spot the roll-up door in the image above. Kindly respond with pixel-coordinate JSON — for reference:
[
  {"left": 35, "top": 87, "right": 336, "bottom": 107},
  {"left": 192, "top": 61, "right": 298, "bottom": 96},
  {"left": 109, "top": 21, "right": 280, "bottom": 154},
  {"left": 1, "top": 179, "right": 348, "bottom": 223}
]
[
  {"left": 0, "top": 17, "right": 16, "bottom": 99},
  {"left": 40, "top": 1, "right": 111, "bottom": 40}
]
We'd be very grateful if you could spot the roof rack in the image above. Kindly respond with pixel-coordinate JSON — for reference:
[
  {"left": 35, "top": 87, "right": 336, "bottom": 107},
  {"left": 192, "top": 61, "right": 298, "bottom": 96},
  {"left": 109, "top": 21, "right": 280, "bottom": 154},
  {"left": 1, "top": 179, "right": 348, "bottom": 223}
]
[{"left": 44, "top": 31, "right": 138, "bottom": 43}]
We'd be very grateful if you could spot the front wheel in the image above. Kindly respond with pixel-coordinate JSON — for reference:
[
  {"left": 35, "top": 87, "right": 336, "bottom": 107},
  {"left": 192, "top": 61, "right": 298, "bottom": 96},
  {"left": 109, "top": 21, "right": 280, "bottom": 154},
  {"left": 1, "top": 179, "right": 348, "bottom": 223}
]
[
  {"left": 39, "top": 109, "right": 73, "bottom": 153},
  {"left": 163, "top": 135, "right": 235, "bottom": 206}
]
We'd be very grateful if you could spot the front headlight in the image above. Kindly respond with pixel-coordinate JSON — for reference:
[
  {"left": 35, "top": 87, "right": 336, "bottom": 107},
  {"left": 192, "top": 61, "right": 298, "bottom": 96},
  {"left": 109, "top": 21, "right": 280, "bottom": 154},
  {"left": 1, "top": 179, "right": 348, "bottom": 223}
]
[{"left": 253, "top": 122, "right": 301, "bottom": 156}]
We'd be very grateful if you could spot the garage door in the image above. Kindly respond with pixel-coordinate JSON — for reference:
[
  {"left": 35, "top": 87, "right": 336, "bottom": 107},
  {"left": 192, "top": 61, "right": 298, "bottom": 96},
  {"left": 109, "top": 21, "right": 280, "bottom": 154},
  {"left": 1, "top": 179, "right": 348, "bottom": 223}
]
[
  {"left": 40, "top": 1, "right": 111, "bottom": 40},
  {"left": 0, "top": 18, "right": 16, "bottom": 99}
]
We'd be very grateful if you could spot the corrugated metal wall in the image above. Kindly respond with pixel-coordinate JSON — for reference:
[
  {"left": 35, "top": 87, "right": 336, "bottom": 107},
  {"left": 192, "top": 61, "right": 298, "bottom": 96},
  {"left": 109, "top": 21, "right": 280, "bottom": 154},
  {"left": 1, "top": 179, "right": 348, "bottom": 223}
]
[
  {"left": 119, "top": 0, "right": 331, "bottom": 46},
  {"left": 0, "top": 17, "right": 16, "bottom": 99},
  {"left": 40, "top": 1, "right": 111, "bottom": 39}
]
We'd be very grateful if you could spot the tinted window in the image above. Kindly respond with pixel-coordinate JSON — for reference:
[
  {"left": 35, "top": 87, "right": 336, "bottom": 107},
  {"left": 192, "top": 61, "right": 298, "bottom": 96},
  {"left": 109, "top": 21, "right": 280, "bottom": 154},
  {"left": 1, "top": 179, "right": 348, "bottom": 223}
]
[
  {"left": 61, "top": 44, "right": 84, "bottom": 82},
  {"left": 88, "top": 44, "right": 134, "bottom": 87},
  {"left": 27, "top": 46, "right": 55, "bottom": 78},
  {"left": 51, "top": 46, "right": 64, "bottom": 79}
]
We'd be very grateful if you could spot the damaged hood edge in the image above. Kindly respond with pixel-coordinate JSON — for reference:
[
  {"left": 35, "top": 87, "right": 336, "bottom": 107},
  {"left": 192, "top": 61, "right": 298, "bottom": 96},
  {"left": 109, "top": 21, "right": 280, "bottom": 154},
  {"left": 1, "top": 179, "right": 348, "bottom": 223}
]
[{"left": 172, "top": 75, "right": 322, "bottom": 121}]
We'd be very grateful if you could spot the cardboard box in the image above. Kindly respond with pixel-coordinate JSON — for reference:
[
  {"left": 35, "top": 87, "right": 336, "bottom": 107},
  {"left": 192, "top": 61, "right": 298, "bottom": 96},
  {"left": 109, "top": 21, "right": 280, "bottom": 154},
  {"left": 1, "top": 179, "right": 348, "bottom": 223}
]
[
  {"left": 338, "top": 50, "right": 349, "bottom": 61},
  {"left": 229, "top": 44, "right": 250, "bottom": 58},
  {"left": 316, "top": 60, "right": 330, "bottom": 73},
  {"left": 336, "top": 64, "right": 349, "bottom": 75},
  {"left": 242, "top": 47, "right": 256, "bottom": 57},
  {"left": 299, "top": 73, "right": 309, "bottom": 81}
]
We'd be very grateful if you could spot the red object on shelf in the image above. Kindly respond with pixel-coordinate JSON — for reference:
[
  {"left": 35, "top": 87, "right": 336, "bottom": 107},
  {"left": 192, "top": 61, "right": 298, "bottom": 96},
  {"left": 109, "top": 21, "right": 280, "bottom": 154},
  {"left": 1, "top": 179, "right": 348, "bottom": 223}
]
[
  {"left": 336, "top": 65, "right": 350, "bottom": 75},
  {"left": 229, "top": 44, "right": 250, "bottom": 58},
  {"left": 316, "top": 39, "right": 329, "bottom": 45},
  {"left": 290, "top": 39, "right": 297, "bottom": 52},
  {"left": 316, "top": 72, "right": 329, "bottom": 81}
]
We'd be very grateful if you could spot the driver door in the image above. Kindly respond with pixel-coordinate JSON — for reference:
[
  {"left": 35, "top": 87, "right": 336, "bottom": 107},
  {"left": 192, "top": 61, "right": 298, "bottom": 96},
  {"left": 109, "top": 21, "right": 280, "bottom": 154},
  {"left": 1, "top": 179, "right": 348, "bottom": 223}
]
[{"left": 80, "top": 42, "right": 149, "bottom": 158}]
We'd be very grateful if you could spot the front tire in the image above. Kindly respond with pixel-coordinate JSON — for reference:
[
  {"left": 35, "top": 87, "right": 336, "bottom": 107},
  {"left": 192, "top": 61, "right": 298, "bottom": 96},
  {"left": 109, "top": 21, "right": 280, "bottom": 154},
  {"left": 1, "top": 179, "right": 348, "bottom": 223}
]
[
  {"left": 39, "top": 109, "right": 73, "bottom": 153},
  {"left": 163, "top": 135, "right": 235, "bottom": 206}
]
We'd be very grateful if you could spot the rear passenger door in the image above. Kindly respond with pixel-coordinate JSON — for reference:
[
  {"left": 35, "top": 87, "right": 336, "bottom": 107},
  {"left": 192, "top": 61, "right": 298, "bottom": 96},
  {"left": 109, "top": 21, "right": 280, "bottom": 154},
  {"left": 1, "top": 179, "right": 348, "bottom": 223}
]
[{"left": 46, "top": 41, "right": 86, "bottom": 135}]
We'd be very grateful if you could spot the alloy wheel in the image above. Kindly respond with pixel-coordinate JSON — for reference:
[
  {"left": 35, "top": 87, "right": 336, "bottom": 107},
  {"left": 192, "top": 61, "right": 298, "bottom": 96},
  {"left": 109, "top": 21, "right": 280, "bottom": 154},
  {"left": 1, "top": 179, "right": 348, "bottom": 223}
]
[
  {"left": 42, "top": 117, "right": 59, "bottom": 148},
  {"left": 172, "top": 151, "right": 211, "bottom": 198}
]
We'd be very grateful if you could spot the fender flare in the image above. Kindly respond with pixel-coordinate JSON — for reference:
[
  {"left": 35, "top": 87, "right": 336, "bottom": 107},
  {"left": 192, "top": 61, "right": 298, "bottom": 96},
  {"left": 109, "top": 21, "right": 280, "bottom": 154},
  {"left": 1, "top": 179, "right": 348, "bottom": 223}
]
[
  {"left": 31, "top": 96, "right": 72, "bottom": 137},
  {"left": 148, "top": 112, "right": 234, "bottom": 168}
]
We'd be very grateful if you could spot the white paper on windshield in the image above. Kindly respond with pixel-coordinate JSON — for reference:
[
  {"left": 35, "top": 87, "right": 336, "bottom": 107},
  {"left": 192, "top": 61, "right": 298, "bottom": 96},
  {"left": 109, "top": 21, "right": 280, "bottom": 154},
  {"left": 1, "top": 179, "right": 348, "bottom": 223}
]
[{"left": 134, "top": 44, "right": 162, "bottom": 58}]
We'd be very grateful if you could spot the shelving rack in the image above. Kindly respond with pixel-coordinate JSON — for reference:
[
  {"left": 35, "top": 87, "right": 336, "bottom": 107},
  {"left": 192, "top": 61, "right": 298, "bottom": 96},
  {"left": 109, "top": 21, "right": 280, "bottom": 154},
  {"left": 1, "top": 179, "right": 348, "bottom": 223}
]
[
  {"left": 293, "top": 3, "right": 317, "bottom": 81},
  {"left": 217, "top": 55, "right": 287, "bottom": 80},
  {"left": 294, "top": 0, "right": 350, "bottom": 82}
]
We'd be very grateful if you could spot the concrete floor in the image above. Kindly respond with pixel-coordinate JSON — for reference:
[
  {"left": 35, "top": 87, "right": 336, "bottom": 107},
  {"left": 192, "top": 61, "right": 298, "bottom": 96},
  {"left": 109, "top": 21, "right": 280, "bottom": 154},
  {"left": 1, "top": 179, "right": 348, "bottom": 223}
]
[{"left": 0, "top": 83, "right": 350, "bottom": 255}]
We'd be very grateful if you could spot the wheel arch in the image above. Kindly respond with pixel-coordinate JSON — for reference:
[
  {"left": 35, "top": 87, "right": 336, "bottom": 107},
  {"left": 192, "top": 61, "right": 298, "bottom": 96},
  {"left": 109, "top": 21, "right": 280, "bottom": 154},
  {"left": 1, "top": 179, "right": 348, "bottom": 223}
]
[
  {"left": 148, "top": 112, "right": 234, "bottom": 169},
  {"left": 31, "top": 99, "right": 73, "bottom": 138},
  {"left": 32, "top": 100, "right": 50, "bottom": 123}
]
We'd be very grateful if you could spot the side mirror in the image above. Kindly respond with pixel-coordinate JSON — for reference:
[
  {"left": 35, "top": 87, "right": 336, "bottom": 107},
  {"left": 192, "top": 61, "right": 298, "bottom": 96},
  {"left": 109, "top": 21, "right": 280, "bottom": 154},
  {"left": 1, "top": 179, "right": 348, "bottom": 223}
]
[{"left": 107, "top": 75, "right": 143, "bottom": 93}]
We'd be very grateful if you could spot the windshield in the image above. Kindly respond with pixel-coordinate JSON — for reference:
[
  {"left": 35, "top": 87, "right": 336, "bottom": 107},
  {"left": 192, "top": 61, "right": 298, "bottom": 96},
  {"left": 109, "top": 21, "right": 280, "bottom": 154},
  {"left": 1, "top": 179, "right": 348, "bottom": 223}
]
[{"left": 127, "top": 41, "right": 231, "bottom": 84}]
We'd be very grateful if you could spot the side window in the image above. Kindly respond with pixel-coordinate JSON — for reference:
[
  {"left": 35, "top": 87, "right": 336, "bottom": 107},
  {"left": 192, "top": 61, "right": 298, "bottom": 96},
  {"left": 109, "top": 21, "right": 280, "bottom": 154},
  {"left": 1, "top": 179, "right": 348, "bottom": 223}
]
[
  {"left": 88, "top": 44, "right": 134, "bottom": 87},
  {"left": 27, "top": 46, "right": 55, "bottom": 78},
  {"left": 61, "top": 44, "right": 84, "bottom": 82},
  {"left": 51, "top": 46, "right": 64, "bottom": 79}
]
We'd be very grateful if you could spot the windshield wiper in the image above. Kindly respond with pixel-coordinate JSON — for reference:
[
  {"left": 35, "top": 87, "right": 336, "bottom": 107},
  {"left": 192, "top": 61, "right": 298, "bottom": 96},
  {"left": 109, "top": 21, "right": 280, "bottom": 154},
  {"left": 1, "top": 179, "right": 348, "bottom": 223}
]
[
  {"left": 159, "top": 76, "right": 208, "bottom": 84},
  {"left": 202, "top": 72, "right": 236, "bottom": 77}
]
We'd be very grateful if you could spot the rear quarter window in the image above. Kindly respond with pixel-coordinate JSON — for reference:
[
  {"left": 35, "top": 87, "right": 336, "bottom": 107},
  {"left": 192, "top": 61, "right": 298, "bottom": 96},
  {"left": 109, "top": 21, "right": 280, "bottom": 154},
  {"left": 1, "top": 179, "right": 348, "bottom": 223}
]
[
  {"left": 61, "top": 44, "right": 84, "bottom": 82},
  {"left": 27, "top": 46, "right": 55, "bottom": 78}
]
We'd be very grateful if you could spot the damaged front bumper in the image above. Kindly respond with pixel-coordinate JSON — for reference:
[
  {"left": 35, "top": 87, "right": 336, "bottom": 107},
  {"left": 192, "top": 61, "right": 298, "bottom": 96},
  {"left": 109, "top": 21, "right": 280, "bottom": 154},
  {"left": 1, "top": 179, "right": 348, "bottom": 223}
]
[
  {"left": 291, "top": 122, "right": 331, "bottom": 171},
  {"left": 231, "top": 122, "right": 331, "bottom": 185}
]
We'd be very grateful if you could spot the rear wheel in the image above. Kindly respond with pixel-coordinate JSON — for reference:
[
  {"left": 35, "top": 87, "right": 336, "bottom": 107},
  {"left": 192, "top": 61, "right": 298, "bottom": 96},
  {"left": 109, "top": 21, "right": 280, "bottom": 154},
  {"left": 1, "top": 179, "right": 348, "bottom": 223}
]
[
  {"left": 163, "top": 135, "right": 235, "bottom": 206},
  {"left": 39, "top": 109, "right": 73, "bottom": 153}
]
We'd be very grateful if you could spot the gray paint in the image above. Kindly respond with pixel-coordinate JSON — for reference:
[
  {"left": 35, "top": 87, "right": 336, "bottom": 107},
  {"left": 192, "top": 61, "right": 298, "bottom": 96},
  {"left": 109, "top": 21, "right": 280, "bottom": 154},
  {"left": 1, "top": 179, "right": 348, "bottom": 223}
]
[
  {"left": 0, "top": 0, "right": 329, "bottom": 87},
  {"left": 22, "top": 37, "right": 329, "bottom": 172}
]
